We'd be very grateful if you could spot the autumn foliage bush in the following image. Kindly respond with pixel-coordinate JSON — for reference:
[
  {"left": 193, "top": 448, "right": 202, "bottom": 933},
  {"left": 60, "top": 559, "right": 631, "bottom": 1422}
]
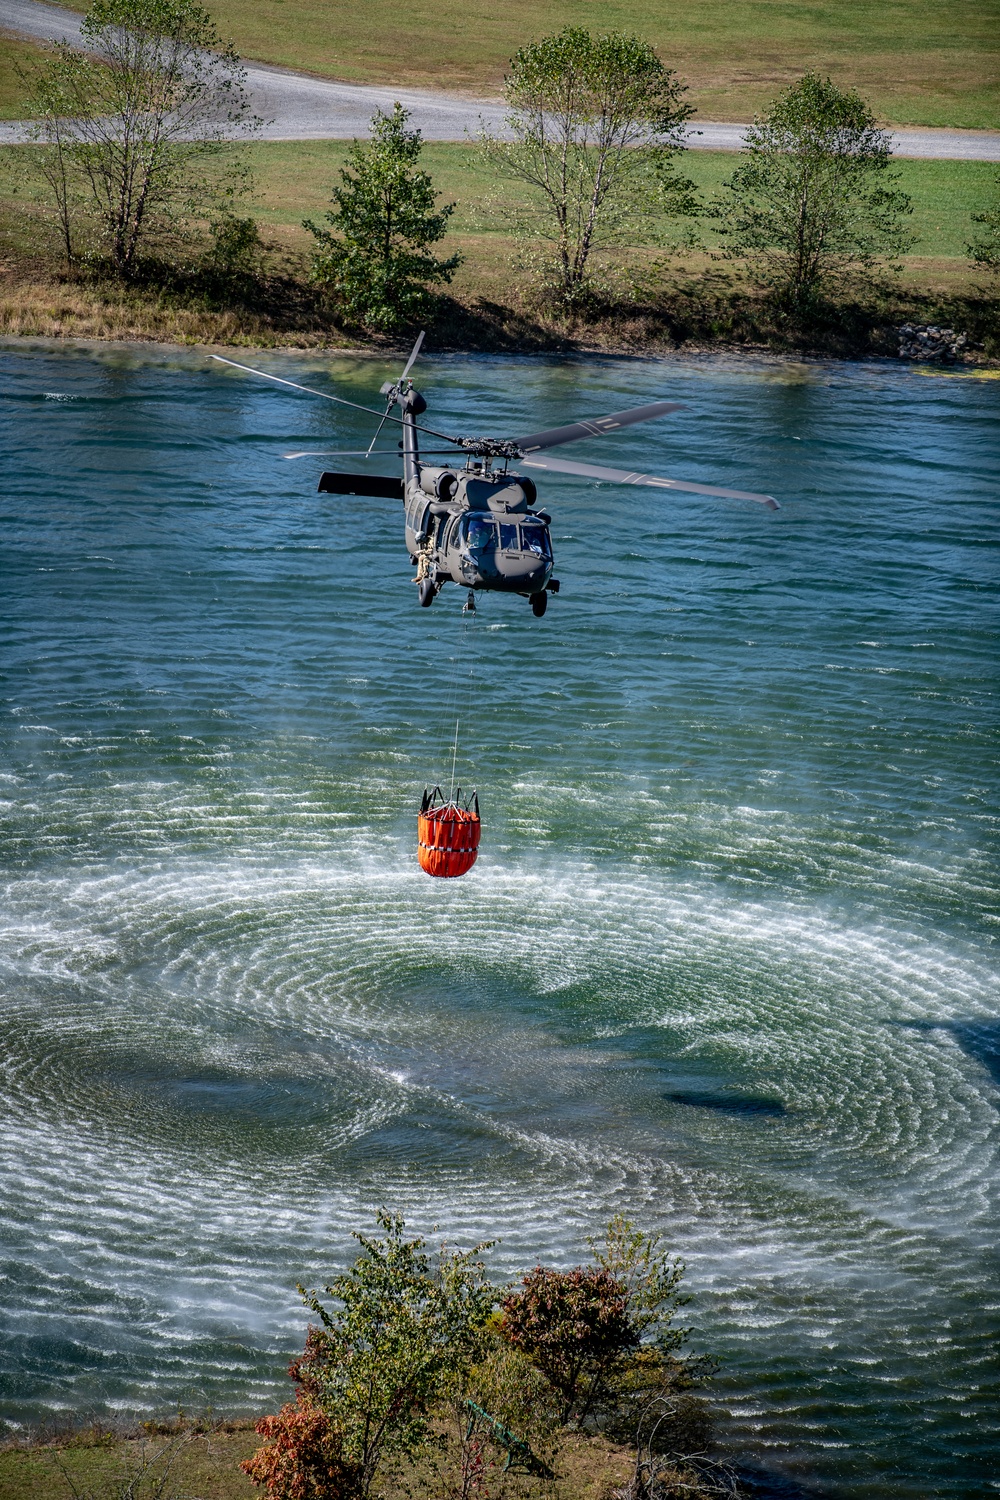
[
  {"left": 240, "top": 1392, "right": 363, "bottom": 1500},
  {"left": 499, "top": 1216, "right": 699, "bottom": 1432},
  {"left": 500, "top": 1266, "right": 635, "bottom": 1425}
]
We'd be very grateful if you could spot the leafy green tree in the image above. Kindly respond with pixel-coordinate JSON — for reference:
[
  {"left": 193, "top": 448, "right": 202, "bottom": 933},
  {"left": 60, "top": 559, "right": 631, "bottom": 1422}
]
[
  {"left": 481, "top": 28, "right": 695, "bottom": 308},
  {"left": 305, "top": 105, "right": 460, "bottom": 331},
  {"left": 714, "top": 73, "right": 912, "bottom": 308},
  {"left": 21, "top": 0, "right": 258, "bottom": 275},
  {"left": 968, "top": 168, "right": 1000, "bottom": 273},
  {"left": 289, "top": 1211, "right": 496, "bottom": 1498}
]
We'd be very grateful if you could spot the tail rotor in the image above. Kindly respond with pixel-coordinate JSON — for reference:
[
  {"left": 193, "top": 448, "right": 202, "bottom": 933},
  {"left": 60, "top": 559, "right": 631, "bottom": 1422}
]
[{"left": 366, "top": 332, "right": 426, "bottom": 457}]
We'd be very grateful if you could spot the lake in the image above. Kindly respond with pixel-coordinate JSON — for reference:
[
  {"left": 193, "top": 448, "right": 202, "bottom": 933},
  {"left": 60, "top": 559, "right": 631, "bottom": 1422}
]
[{"left": 1, "top": 341, "right": 997, "bottom": 1498}]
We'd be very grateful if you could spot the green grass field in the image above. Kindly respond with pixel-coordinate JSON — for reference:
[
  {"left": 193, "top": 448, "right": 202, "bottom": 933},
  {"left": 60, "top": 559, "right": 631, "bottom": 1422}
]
[
  {"left": 16, "top": 0, "right": 1000, "bottom": 129},
  {"left": 0, "top": 137, "right": 992, "bottom": 261},
  {"left": 0, "top": 30, "right": 53, "bottom": 118},
  {"left": 243, "top": 142, "right": 995, "bottom": 261}
]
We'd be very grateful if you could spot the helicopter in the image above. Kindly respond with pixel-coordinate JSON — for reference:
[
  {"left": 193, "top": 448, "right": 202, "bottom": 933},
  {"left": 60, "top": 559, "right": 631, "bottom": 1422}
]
[{"left": 212, "top": 334, "right": 778, "bottom": 617}]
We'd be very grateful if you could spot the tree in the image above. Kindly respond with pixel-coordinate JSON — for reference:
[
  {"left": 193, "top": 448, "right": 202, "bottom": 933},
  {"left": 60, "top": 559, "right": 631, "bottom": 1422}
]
[
  {"left": 499, "top": 1216, "right": 694, "bottom": 1429},
  {"left": 305, "top": 105, "right": 460, "bottom": 331},
  {"left": 968, "top": 169, "right": 1000, "bottom": 273},
  {"left": 287, "top": 1211, "right": 496, "bottom": 1498},
  {"left": 714, "top": 73, "right": 912, "bottom": 308},
  {"left": 22, "top": 0, "right": 258, "bottom": 275},
  {"left": 480, "top": 28, "right": 695, "bottom": 309},
  {"left": 499, "top": 1265, "right": 634, "bottom": 1427}
]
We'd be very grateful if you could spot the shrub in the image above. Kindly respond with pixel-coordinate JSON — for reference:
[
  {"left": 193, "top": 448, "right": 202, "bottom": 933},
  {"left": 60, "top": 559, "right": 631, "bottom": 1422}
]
[
  {"left": 205, "top": 213, "right": 263, "bottom": 277},
  {"left": 290, "top": 1211, "right": 496, "bottom": 1497},
  {"left": 241, "top": 1393, "right": 363, "bottom": 1500},
  {"left": 500, "top": 1265, "right": 634, "bottom": 1426},
  {"left": 499, "top": 1216, "right": 696, "bottom": 1429}
]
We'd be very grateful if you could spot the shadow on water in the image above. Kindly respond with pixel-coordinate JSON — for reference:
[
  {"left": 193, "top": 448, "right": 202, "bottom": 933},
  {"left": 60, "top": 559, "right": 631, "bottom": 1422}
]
[
  {"left": 887, "top": 1019, "right": 1000, "bottom": 1089},
  {"left": 663, "top": 1090, "right": 787, "bottom": 1117},
  {"left": 731, "top": 1461, "right": 836, "bottom": 1499},
  {"left": 583, "top": 1026, "right": 788, "bottom": 1118}
]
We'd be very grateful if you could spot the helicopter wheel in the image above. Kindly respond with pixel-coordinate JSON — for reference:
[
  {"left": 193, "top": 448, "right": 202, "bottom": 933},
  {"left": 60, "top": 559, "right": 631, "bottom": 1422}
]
[
  {"left": 530, "top": 591, "right": 548, "bottom": 618},
  {"left": 418, "top": 577, "right": 436, "bottom": 607}
]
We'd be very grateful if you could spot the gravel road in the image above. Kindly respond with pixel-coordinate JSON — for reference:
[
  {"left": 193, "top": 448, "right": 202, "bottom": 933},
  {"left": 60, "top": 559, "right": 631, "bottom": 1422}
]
[{"left": 2, "top": 0, "right": 998, "bottom": 159}]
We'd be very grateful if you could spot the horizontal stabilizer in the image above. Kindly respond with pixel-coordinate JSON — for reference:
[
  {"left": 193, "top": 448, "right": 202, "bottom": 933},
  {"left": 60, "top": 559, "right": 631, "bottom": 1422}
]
[{"left": 318, "top": 471, "right": 405, "bottom": 499}]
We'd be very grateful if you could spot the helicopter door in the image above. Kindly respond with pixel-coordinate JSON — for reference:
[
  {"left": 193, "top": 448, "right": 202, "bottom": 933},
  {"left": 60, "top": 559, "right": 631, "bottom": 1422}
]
[{"left": 406, "top": 493, "right": 434, "bottom": 543}]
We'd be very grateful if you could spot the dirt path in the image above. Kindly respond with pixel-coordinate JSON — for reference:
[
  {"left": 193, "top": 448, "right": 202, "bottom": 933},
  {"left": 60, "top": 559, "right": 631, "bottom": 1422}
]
[{"left": 3, "top": 0, "right": 999, "bottom": 158}]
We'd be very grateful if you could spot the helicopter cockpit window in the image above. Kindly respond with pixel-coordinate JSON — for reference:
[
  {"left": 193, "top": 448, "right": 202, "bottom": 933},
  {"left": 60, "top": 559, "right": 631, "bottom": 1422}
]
[
  {"left": 499, "top": 523, "right": 519, "bottom": 551},
  {"left": 520, "top": 524, "right": 552, "bottom": 559},
  {"left": 463, "top": 515, "right": 496, "bottom": 550}
]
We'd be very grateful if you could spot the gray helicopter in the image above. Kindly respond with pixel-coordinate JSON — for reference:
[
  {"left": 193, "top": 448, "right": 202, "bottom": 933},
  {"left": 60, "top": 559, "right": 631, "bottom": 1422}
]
[{"left": 212, "top": 334, "right": 778, "bottom": 618}]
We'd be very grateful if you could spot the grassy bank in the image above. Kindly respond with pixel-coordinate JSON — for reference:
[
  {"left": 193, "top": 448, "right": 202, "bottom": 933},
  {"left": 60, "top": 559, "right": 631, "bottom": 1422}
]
[
  {"left": 0, "top": 140, "right": 995, "bottom": 358},
  {"left": 0, "top": 1420, "right": 652, "bottom": 1500},
  {"left": 27, "top": 0, "right": 1000, "bottom": 128}
]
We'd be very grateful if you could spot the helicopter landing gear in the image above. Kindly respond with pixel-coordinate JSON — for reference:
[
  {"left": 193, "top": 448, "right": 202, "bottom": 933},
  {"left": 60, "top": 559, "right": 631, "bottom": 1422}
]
[
  {"left": 418, "top": 576, "right": 436, "bottom": 607},
  {"left": 462, "top": 590, "right": 477, "bottom": 614},
  {"left": 530, "top": 591, "right": 548, "bottom": 618}
]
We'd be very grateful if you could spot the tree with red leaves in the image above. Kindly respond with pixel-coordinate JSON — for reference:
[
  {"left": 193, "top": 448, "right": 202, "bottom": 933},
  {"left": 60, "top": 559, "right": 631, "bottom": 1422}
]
[
  {"left": 500, "top": 1266, "right": 633, "bottom": 1425},
  {"left": 499, "top": 1216, "right": 691, "bottom": 1427},
  {"left": 240, "top": 1391, "right": 363, "bottom": 1500}
]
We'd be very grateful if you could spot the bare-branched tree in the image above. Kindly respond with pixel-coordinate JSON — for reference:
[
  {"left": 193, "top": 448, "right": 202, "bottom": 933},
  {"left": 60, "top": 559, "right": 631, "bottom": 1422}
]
[{"left": 22, "top": 0, "right": 259, "bottom": 274}]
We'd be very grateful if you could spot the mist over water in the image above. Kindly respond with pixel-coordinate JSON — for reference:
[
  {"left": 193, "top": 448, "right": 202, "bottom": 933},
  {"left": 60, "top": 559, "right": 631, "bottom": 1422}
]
[{"left": 1, "top": 342, "right": 998, "bottom": 1498}]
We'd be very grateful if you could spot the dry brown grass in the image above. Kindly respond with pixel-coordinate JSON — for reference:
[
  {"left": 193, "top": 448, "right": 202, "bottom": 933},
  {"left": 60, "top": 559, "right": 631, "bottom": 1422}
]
[{"left": 0, "top": 274, "right": 352, "bottom": 345}]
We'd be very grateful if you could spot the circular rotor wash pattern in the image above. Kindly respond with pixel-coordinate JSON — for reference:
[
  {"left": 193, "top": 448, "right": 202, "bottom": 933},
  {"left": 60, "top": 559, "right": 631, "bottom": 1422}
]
[{"left": 1, "top": 345, "right": 998, "bottom": 1498}]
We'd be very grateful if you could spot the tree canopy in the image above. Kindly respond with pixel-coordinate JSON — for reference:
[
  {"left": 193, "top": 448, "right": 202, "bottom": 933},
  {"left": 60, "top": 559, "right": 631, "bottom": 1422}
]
[
  {"left": 305, "top": 104, "right": 460, "bottom": 331},
  {"left": 482, "top": 28, "right": 695, "bottom": 308},
  {"left": 714, "top": 72, "right": 912, "bottom": 307}
]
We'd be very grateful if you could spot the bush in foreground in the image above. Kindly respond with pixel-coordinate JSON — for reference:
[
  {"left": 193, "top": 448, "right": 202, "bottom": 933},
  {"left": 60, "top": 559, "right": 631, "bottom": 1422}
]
[
  {"left": 243, "top": 1213, "right": 711, "bottom": 1500},
  {"left": 241, "top": 1393, "right": 362, "bottom": 1500}
]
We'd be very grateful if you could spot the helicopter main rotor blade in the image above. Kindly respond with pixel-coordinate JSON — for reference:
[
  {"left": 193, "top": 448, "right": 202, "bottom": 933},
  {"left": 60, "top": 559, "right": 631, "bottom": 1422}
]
[
  {"left": 283, "top": 448, "right": 460, "bottom": 460},
  {"left": 513, "top": 400, "right": 684, "bottom": 455},
  {"left": 400, "top": 330, "right": 425, "bottom": 382},
  {"left": 520, "top": 453, "right": 780, "bottom": 509},
  {"left": 210, "top": 355, "right": 459, "bottom": 446}
]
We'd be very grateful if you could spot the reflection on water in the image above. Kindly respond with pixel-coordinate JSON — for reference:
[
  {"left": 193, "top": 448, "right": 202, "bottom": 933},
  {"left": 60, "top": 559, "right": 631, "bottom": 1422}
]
[{"left": 1, "top": 342, "right": 998, "bottom": 1500}]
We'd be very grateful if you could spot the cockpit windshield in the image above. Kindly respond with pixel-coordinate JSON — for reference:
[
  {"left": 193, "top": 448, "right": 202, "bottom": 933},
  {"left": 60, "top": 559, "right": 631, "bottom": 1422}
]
[
  {"left": 463, "top": 515, "right": 497, "bottom": 549},
  {"left": 520, "top": 524, "right": 552, "bottom": 559},
  {"left": 460, "top": 514, "right": 552, "bottom": 559}
]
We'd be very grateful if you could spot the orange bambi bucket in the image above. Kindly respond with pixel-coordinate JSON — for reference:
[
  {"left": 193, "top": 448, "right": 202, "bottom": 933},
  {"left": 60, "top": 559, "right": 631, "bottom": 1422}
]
[{"left": 418, "top": 787, "right": 481, "bottom": 878}]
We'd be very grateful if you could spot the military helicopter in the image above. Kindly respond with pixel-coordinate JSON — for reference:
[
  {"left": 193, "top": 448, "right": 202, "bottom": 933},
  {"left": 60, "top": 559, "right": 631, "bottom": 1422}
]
[{"left": 212, "top": 334, "right": 778, "bottom": 617}]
